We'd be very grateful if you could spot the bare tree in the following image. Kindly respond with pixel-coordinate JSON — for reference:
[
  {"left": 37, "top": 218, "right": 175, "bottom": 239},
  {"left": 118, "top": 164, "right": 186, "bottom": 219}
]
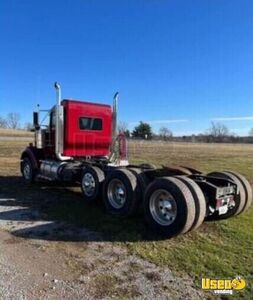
[
  {"left": 118, "top": 121, "right": 128, "bottom": 133},
  {"left": 159, "top": 127, "right": 173, "bottom": 141},
  {"left": 117, "top": 121, "right": 131, "bottom": 137},
  {"left": 208, "top": 122, "right": 229, "bottom": 142},
  {"left": 0, "top": 116, "right": 7, "bottom": 128},
  {"left": 6, "top": 113, "right": 21, "bottom": 129}
]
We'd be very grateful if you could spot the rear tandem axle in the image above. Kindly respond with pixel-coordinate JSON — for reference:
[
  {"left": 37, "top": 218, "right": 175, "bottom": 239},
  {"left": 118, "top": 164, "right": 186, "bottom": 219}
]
[{"left": 20, "top": 157, "right": 252, "bottom": 238}]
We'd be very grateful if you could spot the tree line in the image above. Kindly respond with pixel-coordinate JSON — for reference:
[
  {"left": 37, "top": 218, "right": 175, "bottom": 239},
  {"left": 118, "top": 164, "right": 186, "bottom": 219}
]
[
  {"left": 1, "top": 113, "right": 252, "bottom": 143},
  {"left": 0, "top": 113, "right": 32, "bottom": 130},
  {"left": 118, "top": 121, "right": 253, "bottom": 143}
]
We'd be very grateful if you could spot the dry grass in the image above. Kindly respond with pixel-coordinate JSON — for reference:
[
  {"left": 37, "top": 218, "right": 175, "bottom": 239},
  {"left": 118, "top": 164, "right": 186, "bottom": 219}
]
[
  {"left": 128, "top": 140, "right": 253, "bottom": 178},
  {"left": 0, "top": 128, "right": 33, "bottom": 137}
]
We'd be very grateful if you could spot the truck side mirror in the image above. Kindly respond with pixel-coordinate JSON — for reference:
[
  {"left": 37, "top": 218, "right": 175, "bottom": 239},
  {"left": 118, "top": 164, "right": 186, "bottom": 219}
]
[{"left": 33, "top": 112, "right": 40, "bottom": 130}]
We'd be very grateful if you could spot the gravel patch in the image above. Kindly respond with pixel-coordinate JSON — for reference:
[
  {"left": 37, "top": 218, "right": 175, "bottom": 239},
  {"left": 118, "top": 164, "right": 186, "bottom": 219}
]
[{"left": 0, "top": 196, "right": 209, "bottom": 299}]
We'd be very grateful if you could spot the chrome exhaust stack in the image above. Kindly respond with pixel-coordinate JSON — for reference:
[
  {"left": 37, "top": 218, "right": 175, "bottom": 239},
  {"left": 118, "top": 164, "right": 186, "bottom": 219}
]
[
  {"left": 54, "top": 82, "right": 71, "bottom": 161},
  {"left": 108, "top": 92, "right": 129, "bottom": 166},
  {"left": 54, "top": 82, "right": 62, "bottom": 156},
  {"left": 54, "top": 82, "right": 61, "bottom": 106},
  {"left": 112, "top": 92, "right": 119, "bottom": 141},
  {"left": 109, "top": 92, "right": 119, "bottom": 161}
]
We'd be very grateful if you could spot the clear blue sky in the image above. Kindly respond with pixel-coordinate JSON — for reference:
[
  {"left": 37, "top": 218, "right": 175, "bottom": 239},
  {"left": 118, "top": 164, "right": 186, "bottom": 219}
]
[{"left": 1, "top": 0, "right": 252, "bottom": 135}]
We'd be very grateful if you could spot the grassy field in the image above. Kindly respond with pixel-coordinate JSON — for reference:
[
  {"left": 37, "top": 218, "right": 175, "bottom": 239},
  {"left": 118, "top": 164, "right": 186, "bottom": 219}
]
[
  {"left": 0, "top": 128, "right": 33, "bottom": 137},
  {"left": 0, "top": 140, "right": 252, "bottom": 299}
]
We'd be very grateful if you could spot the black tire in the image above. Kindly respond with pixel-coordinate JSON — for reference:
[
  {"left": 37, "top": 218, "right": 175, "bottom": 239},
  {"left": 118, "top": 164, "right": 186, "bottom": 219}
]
[
  {"left": 176, "top": 176, "right": 206, "bottom": 231},
  {"left": 21, "top": 157, "right": 35, "bottom": 184},
  {"left": 103, "top": 169, "right": 141, "bottom": 216},
  {"left": 206, "top": 171, "right": 246, "bottom": 220},
  {"left": 81, "top": 166, "right": 105, "bottom": 202},
  {"left": 128, "top": 167, "right": 149, "bottom": 196},
  {"left": 143, "top": 177, "right": 196, "bottom": 238},
  {"left": 225, "top": 171, "right": 252, "bottom": 213}
]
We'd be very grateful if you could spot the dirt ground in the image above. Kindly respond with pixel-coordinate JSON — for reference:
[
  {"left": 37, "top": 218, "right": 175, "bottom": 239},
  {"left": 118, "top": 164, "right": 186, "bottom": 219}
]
[
  {"left": 0, "top": 187, "right": 206, "bottom": 300},
  {"left": 0, "top": 140, "right": 209, "bottom": 299}
]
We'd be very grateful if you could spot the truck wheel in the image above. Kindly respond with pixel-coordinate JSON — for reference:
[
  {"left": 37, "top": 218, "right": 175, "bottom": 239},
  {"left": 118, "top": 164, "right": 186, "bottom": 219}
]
[
  {"left": 143, "top": 177, "right": 196, "bottom": 238},
  {"left": 128, "top": 168, "right": 149, "bottom": 196},
  {"left": 81, "top": 166, "right": 105, "bottom": 202},
  {"left": 21, "top": 157, "right": 35, "bottom": 184},
  {"left": 225, "top": 171, "right": 252, "bottom": 213},
  {"left": 103, "top": 169, "right": 141, "bottom": 216},
  {"left": 176, "top": 176, "right": 206, "bottom": 231},
  {"left": 207, "top": 171, "right": 246, "bottom": 220}
]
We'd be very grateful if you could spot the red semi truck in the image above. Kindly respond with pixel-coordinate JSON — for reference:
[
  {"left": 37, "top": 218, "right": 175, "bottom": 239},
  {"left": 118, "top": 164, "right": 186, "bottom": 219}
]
[{"left": 20, "top": 83, "right": 252, "bottom": 238}]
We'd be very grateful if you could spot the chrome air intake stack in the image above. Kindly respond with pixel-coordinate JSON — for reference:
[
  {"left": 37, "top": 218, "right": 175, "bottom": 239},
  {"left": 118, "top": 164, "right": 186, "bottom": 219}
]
[
  {"left": 112, "top": 92, "right": 119, "bottom": 141},
  {"left": 54, "top": 82, "right": 72, "bottom": 161}
]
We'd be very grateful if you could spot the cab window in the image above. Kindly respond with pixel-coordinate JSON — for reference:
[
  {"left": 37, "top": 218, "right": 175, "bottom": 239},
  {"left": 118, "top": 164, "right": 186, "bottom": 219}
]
[{"left": 79, "top": 117, "right": 102, "bottom": 130}]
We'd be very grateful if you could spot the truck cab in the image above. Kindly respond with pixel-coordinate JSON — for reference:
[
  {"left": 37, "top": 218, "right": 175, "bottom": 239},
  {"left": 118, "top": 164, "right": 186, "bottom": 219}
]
[
  {"left": 62, "top": 99, "right": 112, "bottom": 157},
  {"left": 34, "top": 99, "right": 113, "bottom": 160}
]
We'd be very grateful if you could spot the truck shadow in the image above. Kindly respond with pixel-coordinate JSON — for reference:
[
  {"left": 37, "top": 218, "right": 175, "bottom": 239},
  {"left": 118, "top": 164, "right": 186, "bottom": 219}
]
[{"left": 0, "top": 176, "right": 158, "bottom": 242}]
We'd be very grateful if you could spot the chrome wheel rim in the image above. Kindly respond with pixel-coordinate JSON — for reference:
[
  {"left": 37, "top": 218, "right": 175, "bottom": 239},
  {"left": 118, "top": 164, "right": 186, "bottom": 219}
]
[
  {"left": 23, "top": 162, "right": 31, "bottom": 180},
  {"left": 107, "top": 179, "right": 126, "bottom": 209},
  {"left": 149, "top": 189, "right": 177, "bottom": 226},
  {"left": 82, "top": 173, "right": 96, "bottom": 197}
]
